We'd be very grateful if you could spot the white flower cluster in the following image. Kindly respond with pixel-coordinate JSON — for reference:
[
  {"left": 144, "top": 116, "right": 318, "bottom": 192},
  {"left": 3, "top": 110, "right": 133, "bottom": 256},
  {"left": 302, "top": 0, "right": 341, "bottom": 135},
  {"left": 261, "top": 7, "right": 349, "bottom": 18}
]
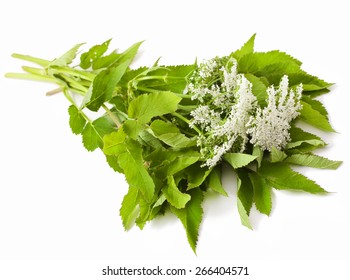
[
  {"left": 247, "top": 76, "right": 303, "bottom": 151},
  {"left": 187, "top": 57, "right": 303, "bottom": 169},
  {"left": 188, "top": 57, "right": 257, "bottom": 168}
]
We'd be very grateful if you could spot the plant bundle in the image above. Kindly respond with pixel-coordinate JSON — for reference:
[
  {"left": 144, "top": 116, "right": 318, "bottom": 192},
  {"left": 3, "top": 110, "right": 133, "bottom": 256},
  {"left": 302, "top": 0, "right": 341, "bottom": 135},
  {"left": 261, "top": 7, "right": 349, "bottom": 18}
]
[{"left": 6, "top": 35, "right": 342, "bottom": 253}]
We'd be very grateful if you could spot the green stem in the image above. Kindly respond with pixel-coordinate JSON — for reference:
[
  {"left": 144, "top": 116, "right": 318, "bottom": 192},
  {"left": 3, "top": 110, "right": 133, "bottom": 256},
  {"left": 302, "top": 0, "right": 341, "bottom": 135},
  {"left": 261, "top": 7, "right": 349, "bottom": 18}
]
[
  {"left": 136, "top": 75, "right": 183, "bottom": 82},
  {"left": 136, "top": 87, "right": 190, "bottom": 101},
  {"left": 46, "top": 87, "right": 63, "bottom": 96},
  {"left": 50, "top": 65, "right": 95, "bottom": 81},
  {"left": 22, "top": 66, "right": 45, "bottom": 75},
  {"left": 62, "top": 89, "right": 93, "bottom": 124},
  {"left": 5, "top": 72, "right": 57, "bottom": 83},
  {"left": 178, "top": 104, "right": 198, "bottom": 111},
  {"left": 11, "top": 53, "right": 50, "bottom": 67},
  {"left": 102, "top": 104, "right": 121, "bottom": 128},
  {"left": 175, "top": 94, "right": 192, "bottom": 99},
  {"left": 136, "top": 86, "right": 164, "bottom": 94},
  {"left": 171, "top": 111, "right": 202, "bottom": 135}
]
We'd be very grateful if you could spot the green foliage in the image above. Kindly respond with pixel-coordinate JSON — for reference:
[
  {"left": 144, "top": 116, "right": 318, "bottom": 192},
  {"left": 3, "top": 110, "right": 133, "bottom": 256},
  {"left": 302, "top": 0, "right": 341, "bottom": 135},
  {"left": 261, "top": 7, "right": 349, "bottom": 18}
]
[
  {"left": 120, "top": 186, "right": 139, "bottom": 230},
  {"left": 231, "top": 33, "right": 256, "bottom": 60},
  {"left": 68, "top": 105, "right": 86, "bottom": 134},
  {"left": 150, "top": 120, "right": 196, "bottom": 148},
  {"left": 206, "top": 166, "right": 227, "bottom": 196},
  {"left": 270, "top": 146, "right": 287, "bottom": 163},
  {"left": 285, "top": 153, "right": 342, "bottom": 169},
  {"left": 80, "top": 39, "right": 111, "bottom": 69},
  {"left": 81, "top": 114, "right": 117, "bottom": 151},
  {"left": 236, "top": 169, "right": 253, "bottom": 230},
  {"left": 259, "top": 161, "right": 327, "bottom": 194},
  {"left": 49, "top": 43, "right": 84, "bottom": 67},
  {"left": 7, "top": 35, "right": 341, "bottom": 254},
  {"left": 245, "top": 73, "right": 268, "bottom": 106},
  {"left": 86, "top": 60, "right": 131, "bottom": 111},
  {"left": 286, "top": 125, "right": 325, "bottom": 150},
  {"left": 236, "top": 169, "right": 254, "bottom": 217},
  {"left": 128, "top": 91, "right": 181, "bottom": 124},
  {"left": 171, "top": 188, "right": 203, "bottom": 254},
  {"left": 118, "top": 139, "right": 155, "bottom": 202},
  {"left": 299, "top": 100, "right": 335, "bottom": 132},
  {"left": 162, "top": 176, "right": 191, "bottom": 209},
  {"left": 223, "top": 153, "right": 257, "bottom": 169},
  {"left": 249, "top": 172, "right": 272, "bottom": 216}
]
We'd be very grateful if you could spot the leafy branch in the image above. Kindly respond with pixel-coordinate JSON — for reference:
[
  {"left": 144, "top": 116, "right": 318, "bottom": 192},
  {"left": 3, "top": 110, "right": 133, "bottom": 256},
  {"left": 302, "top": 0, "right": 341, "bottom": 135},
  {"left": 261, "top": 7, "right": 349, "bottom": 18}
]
[{"left": 5, "top": 34, "right": 342, "bottom": 254}]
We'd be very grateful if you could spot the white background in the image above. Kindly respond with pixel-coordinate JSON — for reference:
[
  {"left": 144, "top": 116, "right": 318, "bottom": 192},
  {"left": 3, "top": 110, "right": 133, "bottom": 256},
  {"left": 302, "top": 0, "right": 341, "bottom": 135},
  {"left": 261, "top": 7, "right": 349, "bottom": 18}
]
[{"left": 0, "top": 0, "right": 349, "bottom": 279}]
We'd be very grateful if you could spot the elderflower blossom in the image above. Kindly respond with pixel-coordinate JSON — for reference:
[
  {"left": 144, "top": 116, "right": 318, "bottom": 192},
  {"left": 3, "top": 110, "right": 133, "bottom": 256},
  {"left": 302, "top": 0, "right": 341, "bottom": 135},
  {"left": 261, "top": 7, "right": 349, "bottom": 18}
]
[
  {"left": 246, "top": 75, "right": 303, "bottom": 151},
  {"left": 189, "top": 105, "right": 221, "bottom": 132},
  {"left": 187, "top": 58, "right": 303, "bottom": 168},
  {"left": 187, "top": 57, "right": 257, "bottom": 168}
]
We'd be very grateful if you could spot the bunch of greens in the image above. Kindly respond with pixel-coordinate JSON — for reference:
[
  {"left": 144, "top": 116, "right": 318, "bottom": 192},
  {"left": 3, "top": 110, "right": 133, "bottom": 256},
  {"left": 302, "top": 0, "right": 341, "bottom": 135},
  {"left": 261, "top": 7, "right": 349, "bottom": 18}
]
[{"left": 6, "top": 35, "right": 341, "bottom": 253}]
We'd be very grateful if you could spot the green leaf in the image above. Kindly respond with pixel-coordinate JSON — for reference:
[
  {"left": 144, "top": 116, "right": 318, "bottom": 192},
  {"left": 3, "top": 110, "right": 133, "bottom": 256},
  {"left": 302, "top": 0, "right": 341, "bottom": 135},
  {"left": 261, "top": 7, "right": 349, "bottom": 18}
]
[
  {"left": 252, "top": 146, "right": 264, "bottom": 167},
  {"left": 118, "top": 139, "right": 155, "bottom": 202},
  {"left": 92, "top": 52, "right": 120, "bottom": 70},
  {"left": 135, "top": 196, "right": 152, "bottom": 229},
  {"left": 186, "top": 164, "right": 212, "bottom": 190},
  {"left": 82, "top": 123, "right": 101, "bottom": 151},
  {"left": 238, "top": 51, "right": 302, "bottom": 74},
  {"left": 236, "top": 50, "right": 332, "bottom": 92},
  {"left": 302, "top": 95, "right": 329, "bottom": 117},
  {"left": 231, "top": 34, "right": 256, "bottom": 60},
  {"left": 171, "top": 188, "right": 203, "bottom": 254},
  {"left": 163, "top": 64, "right": 195, "bottom": 79},
  {"left": 83, "top": 117, "right": 113, "bottom": 150},
  {"left": 299, "top": 101, "right": 335, "bottom": 132},
  {"left": 162, "top": 176, "right": 191, "bottom": 209},
  {"left": 68, "top": 105, "right": 86, "bottom": 134},
  {"left": 245, "top": 73, "right": 268, "bottom": 106},
  {"left": 92, "top": 114, "right": 118, "bottom": 136},
  {"left": 105, "top": 155, "right": 123, "bottom": 173},
  {"left": 303, "top": 88, "right": 330, "bottom": 98},
  {"left": 237, "top": 198, "right": 253, "bottom": 230},
  {"left": 49, "top": 43, "right": 84, "bottom": 67},
  {"left": 90, "top": 41, "right": 141, "bottom": 72},
  {"left": 138, "top": 129, "right": 163, "bottom": 149},
  {"left": 286, "top": 126, "right": 325, "bottom": 149},
  {"left": 86, "top": 60, "right": 131, "bottom": 111},
  {"left": 270, "top": 146, "right": 287, "bottom": 163},
  {"left": 146, "top": 148, "right": 200, "bottom": 179},
  {"left": 257, "top": 62, "right": 301, "bottom": 85},
  {"left": 117, "top": 41, "right": 143, "bottom": 65},
  {"left": 223, "top": 153, "right": 257, "bottom": 169},
  {"left": 236, "top": 169, "right": 254, "bottom": 216},
  {"left": 103, "top": 129, "right": 127, "bottom": 156},
  {"left": 285, "top": 154, "right": 342, "bottom": 169},
  {"left": 80, "top": 39, "right": 111, "bottom": 69},
  {"left": 259, "top": 161, "right": 327, "bottom": 194},
  {"left": 137, "top": 64, "right": 196, "bottom": 93},
  {"left": 150, "top": 120, "right": 196, "bottom": 148},
  {"left": 81, "top": 114, "right": 117, "bottom": 152},
  {"left": 123, "top": 119, "right": 143, "bottom": 140},
  {"left": 149, "top": 195, "right": 167, "bottom": 221},
  {"left": 120, "top": 186, "right": 139, "bottom": 230},
  {"left": 207, "top": 166, "right": 227, "bottom": 196},
  {"left": 165, "top": 152, "right": 200, "bottom": 177},
  {"left": 153, "top": 193, "right": 166, "bottom": 209},
  {"left": 109, "top": 95, "right": 127, "bottom": 113},
  {"left": 236, "top": 169, "right": 253, "bottom": 230},
  {"left": 145, "top": 147, "right": 178, "bottom": 167},
  {"left": 249, "top": 172, "right": 272, "bottom": 216},
  {"left": 288, "top": 72, "right": 332, "bottom": 91},
  {"left": 128, "top": 91, "right": 181, "bottom": 124}
]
